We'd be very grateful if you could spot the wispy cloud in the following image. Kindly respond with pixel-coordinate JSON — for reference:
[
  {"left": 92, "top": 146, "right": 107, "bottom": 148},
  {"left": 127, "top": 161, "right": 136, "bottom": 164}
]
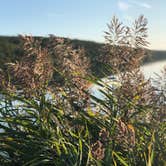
[
  {"left": 118, "top": 0, "right": 152, "bottom": 11},
  {"left": 139, "top": 3, "right": 151, "bottom": 9},
  {"left": 129, "top": 0, "right": 152, "bottom": 9},
  {"left": 118, "top": 1, "right": 131, "bottom": 11}
]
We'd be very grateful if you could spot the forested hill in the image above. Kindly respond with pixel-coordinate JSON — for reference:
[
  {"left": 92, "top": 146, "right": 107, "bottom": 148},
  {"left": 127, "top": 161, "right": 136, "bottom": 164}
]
[{"left": 0, "top": 36, "right": 166, "bottom": 76}]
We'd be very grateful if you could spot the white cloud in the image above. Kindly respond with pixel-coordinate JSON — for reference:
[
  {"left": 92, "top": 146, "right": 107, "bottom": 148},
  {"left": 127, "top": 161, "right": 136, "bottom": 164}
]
[
  {"left": 141, "top": 3, "right": 151, "bottom": 9},
  {"left": 118, "top": 1, "right": 131, "bottom": 11},
  {"left": 129, "top": 0, "right": 152, "bottom": 9}
]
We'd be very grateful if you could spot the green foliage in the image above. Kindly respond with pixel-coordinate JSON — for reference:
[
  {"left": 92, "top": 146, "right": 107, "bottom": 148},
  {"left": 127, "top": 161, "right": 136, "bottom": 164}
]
[
  {"left": 0, "top": 77, "right": 165, "bottom": 165},
  {"left": 0, "top": 92, "right": 94, "bottom": 165}
]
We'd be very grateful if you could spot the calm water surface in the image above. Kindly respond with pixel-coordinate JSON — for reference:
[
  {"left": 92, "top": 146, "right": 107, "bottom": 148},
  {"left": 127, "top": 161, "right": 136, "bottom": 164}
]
[
  {"left": 141, "top": 60, "right": 166, "bottom": 80},
  {"left": 90, "top": 60, "right": 166, "bottom": 98}
]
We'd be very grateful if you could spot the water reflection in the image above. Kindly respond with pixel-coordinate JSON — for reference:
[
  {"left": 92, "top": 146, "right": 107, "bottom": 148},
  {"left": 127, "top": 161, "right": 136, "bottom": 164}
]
[
  {"left": 141, "top": 60, "right": 166, "bottom": 79},
  {"left": 90, "top": 60, "right": 166, "bottom": 98}
]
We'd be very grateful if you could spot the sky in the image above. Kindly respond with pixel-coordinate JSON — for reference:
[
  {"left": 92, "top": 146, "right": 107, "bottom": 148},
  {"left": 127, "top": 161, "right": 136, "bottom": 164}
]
[{"left": 0, "top": 0, "right": 165, "bottom": 50}]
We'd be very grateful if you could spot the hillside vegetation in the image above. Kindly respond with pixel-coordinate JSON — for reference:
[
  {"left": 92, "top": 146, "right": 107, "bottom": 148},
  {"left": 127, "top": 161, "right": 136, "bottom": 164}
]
[{"left": 0, "top": 36, "right": 165, "bottom": 77}]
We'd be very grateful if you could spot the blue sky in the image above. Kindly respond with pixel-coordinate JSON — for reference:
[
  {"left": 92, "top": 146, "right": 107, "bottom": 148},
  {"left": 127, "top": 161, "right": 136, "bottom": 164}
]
[{"left": 0, "top": 0, "right": 165, "bottom": 50}]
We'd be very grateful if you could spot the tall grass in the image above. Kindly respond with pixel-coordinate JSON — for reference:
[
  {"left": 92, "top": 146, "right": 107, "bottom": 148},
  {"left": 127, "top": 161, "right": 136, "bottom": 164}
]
[{"left": 0, "top": 15, "right": 165, "bottom": 165}]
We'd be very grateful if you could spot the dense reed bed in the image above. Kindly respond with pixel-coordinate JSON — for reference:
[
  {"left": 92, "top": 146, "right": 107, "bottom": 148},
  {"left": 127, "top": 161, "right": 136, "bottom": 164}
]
[{"left": 0, "top": 15, "right": 165, "bottom": 166}]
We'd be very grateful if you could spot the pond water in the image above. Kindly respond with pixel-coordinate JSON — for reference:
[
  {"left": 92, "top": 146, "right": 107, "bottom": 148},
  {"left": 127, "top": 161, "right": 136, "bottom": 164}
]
[
  {"left": 90, "top": 60, "right": 166, "bottom": 98},
  {"left": 141, "top": 60, "right": 166, "bottom": 80}
]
